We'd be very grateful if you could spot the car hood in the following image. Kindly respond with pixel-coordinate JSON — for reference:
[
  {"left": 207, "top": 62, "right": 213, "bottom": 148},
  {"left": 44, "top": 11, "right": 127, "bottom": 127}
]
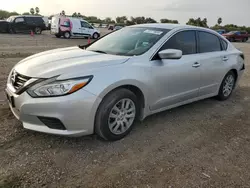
[{"left": 14, "top": 46, "right": 130, "bottom": 78}]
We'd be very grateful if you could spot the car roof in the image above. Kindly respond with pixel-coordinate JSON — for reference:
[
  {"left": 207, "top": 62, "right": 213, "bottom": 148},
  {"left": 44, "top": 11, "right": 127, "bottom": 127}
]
[
  {"left": 129, "top": 23, "right": 214, "bottom": 31},
  {"left": 129, "top": 23, "right": 193, "bottom": 29}
]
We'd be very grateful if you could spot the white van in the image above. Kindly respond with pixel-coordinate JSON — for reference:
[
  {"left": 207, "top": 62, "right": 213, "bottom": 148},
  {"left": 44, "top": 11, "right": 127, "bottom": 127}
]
[{"left": 51, "top": 15, "right": 100, "bottom": 39}]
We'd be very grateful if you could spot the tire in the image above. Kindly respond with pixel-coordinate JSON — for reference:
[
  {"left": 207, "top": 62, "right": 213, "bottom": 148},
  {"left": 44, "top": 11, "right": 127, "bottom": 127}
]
[
  {"left": 34, "top": 27, "right": 42, "bottom": 34},
  {"left": 63, "top": 32, "right": 71, "bottom": 39},
  {"left": 242, "top": 38, "right": 248, "bottom": 42},
  {"left": 9, "top": 27, "right": 15, "bottom": 34},
  {"left": 55, "top": 34, "right": 61, "bottom": 38},
  {"left": 92, "top": 32, "right": 99, "bottom": 39},
  {"left": 95, "top": 88, "right": 139, "bottom": 141},
  {"left": 217, "top": 71, "right": 236, "bottom": 101}
]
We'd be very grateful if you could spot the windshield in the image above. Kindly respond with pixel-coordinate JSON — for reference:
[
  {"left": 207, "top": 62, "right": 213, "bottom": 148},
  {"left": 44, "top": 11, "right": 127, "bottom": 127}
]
[
  {"left": 86, "top": 27, "right": 169, "bottom": 56},
  {"left": 228, "top": 31, "right": 239, "bottom": 34},
  {"left": 6, "top": 17, "right": 14, "bottom": 22}
]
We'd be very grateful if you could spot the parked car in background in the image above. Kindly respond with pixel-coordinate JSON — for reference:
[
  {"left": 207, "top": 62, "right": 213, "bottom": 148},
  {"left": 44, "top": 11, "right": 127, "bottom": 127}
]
[
  {"left": 6, "top": 24, "right": 245, "bottom": 141},
  {"left": 0, "top": 20, "right": 9, "bottom": 33},
  {"left": 216, "top": 29, "right": 226, "bottom": 35},
  {"left": 51, "top": 15, "right": 100, "bottom": 39},
  {"left": 114, "top": 25, "right": 123, "bottom": 30},
  {"left": 108, "top": 25, "right": 114, "bottom": 30},
  {"left": 222, "top": 31, "right": 249, "bottom": 42},
  {"left": 7, "top": 15, "right": 46, "bottom": 34}
]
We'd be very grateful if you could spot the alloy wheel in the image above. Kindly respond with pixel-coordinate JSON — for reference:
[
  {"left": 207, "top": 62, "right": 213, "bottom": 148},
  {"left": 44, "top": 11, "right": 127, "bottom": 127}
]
[
  {"left": 108, "top": 98, "right": 136, "bottom": 135},
  {"left": 223, "top": 74, "right": 235, "bottom": 97}
]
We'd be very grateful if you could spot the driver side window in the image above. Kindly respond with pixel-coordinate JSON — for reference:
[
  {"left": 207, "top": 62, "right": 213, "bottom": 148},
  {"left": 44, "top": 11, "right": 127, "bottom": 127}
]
[
  {"left": 160, "top": 30, "right": 197, "bottom": 55},
  {"left": 81, "top": 21, "right": 92, "bottom": 28}
]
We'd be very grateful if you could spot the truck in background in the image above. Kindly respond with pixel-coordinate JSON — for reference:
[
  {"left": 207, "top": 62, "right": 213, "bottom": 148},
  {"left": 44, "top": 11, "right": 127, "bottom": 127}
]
[{"left": 50, "top": 15, "right": 100, "bottom": 39}]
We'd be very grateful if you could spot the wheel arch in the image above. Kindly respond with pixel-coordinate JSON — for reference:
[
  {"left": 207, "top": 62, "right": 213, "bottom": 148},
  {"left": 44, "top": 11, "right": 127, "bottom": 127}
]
[{"left": 96, "top": 82, "right": 147, "bottom": 120}]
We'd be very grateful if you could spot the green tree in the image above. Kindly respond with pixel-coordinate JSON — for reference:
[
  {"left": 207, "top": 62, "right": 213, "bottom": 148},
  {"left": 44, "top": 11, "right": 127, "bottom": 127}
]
[
  {"left": 22, "top": 12, "right": 30, "bottom": 15},
  {"left": 8, "top": 12, "right": 19, "bottom": 17},
  {"left": 35, "top": 7, "right": 40, "bottom": 15},
  {"left": 186, "top": 17, "right": 208, "bottom": 27},
  {"left": 104, "top": 17, "right": 112, "bottom": 23},
  {"left": 77, "top": 12, "right": 82, "bottom": 17},
  {"left": 72, "top": 12, "right": 77, "bottom": 17},
  {"left": 116, "top": 16, "right": 127, "bottom": 24},
  {"left": 145, "top": 17, "right": 157, "bottom": 23},
  {"left": 217, "top": 17, "right": 222, "bottom": 25},
  {"left": 30, "top": 8, "right": 35, "bottom": 15},
  {"left": 160, "top": 19, "right": 178, "bottom": 24}
]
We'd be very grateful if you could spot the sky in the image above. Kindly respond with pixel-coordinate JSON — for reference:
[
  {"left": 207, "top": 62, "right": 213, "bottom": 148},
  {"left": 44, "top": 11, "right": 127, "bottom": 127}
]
[{"left": 2, "top": 0, "right": 250, "bottom": 26}]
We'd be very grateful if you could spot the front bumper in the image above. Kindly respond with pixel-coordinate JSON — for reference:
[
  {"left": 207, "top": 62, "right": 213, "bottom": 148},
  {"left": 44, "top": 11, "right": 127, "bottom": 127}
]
[{"left": 5, "top": 87, "right": 102, "bottom": 136}]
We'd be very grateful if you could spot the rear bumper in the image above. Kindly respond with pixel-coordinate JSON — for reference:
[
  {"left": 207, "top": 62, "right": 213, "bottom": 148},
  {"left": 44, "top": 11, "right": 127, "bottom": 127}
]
[{"left": 5, "top": 87, "right": 102, "bottom": 137}]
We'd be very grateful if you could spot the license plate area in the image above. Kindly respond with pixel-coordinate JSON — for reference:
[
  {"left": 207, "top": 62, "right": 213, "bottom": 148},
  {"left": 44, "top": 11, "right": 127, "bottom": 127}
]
[{"left": 6, "top": 92, "right": 15, "bottom": 108}]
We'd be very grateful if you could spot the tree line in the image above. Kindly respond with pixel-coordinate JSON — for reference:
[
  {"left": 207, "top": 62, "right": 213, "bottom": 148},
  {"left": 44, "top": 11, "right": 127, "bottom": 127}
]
[{"left": 1, "top": 9, "right": 250, "bottom": 33}]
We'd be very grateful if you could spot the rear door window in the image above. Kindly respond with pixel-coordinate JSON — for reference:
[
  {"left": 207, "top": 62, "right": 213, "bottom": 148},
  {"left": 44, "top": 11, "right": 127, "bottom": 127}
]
[
  {"left": 220, "top": 39, "right": 228, "bottom": 51},
  {"left": 198, "top": 31, "right": 222, "bottom": 53},
  {"left": 25, "top": 17, "right": 34, "bottom": 24}
]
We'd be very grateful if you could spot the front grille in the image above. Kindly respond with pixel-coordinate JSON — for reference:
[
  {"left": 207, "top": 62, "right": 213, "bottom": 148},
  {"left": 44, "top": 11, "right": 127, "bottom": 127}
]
[
  {"left": 38, "top": 116, "right": 66, "bottom": 130},
  {"left": 11, "top": 70, "right": 30, "bottom": 90}
]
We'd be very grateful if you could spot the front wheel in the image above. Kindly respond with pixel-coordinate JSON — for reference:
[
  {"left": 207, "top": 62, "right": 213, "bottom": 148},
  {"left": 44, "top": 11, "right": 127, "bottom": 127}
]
[
  {"left": 55, "top": 34, "right": 61, "bottom": 38},
  {"left": 217, "top": 71, "right": 236, "bottom": 101},
  {"left": 92, "top": 32, "right": 99, "bottom": 39},
  {"left": 95, "top": 89, "right": 139, "bottom": 141}
]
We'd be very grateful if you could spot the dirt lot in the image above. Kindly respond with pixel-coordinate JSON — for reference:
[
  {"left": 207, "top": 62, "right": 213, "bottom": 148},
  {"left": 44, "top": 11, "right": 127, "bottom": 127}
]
[{"left": 0, "top": 32, "right": 250, "bottom": 188}]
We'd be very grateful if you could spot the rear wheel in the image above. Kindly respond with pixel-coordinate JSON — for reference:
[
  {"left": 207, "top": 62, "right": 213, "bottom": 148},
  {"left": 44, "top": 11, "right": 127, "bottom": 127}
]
[
  {"left": 34, "top": 27, "right": 42, "bottom": 34},
  {"left": 242, "top": 38, "right": 248, "bottom": 42},
  {"left": 217, "top": 71, "right": 236, "bottom": 101},
  {"left": 95, "top": 89, "right": 139, "bottom": 141},
  {"left": 55, "top": 34, "right": 61, "bottom": 38},
  {"left": 63, "top": 32, "right": 71, "bottom": 39}
]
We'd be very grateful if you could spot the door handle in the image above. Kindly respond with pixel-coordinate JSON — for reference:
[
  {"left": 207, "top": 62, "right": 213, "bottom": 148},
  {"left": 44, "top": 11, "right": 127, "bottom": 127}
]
[
  {"left": 222, "top": 56, "right": 229, "bottom": 61},
  {"left": 192, "top": 62, "right": 200, "bottom": 68}
]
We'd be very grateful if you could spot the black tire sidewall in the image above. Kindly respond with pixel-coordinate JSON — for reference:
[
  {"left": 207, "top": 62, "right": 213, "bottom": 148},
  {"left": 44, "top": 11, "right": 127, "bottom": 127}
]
[
  {"left": 95, "top": 89, "right": 139, "bottom": 141},
  {"left": 93, "top": 32, "right": 99, "bottom": 39},
  {"left": 35, "top": 27, "right": 42, "bottom": 34},
  {"left": 217, "top": 71, "right": 236, "bottom": 101},
  {"left": 64, "top": 32, "right": 70, "bottom": 39}
]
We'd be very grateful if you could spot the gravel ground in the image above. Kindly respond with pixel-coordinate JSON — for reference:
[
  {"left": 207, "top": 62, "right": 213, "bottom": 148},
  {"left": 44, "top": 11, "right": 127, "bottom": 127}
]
[{"left": 0, "top": 33, "right": 250, "bottom": 188}]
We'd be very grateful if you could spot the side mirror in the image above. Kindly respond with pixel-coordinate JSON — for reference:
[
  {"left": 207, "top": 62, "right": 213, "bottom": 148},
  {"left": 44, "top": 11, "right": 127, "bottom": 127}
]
[{"left": 158, "top": 49, "right": 182, "bottom": 59}]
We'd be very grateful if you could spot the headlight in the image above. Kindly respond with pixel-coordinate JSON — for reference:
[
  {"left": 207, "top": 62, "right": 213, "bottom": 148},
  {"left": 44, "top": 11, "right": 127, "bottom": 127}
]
[{"left": 27, "top": 76, "right": 93, "bottom": 97}]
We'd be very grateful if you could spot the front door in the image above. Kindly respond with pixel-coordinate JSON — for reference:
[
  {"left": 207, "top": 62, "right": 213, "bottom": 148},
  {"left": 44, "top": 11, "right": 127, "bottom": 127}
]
[
  {"left": 80, "top": 21, "right": 91, "bottom": 36},
  {"left": 150, "top": 30, "right": 201, "bottom": 111},
  {"left": 13, "top": 17, "right": 27, "bottom": 33}
]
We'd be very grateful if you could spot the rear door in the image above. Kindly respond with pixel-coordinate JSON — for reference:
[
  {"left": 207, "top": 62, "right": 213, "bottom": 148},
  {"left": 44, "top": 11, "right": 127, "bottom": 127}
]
[
  {"left": 51, "top": 16, "right": 60, "bottom": 34},
  {"left": 13, "top": 17, "right": 27, "bottom": 33},
  {"left": 197, "top": 31, "right": 229, "bottom": 96}
]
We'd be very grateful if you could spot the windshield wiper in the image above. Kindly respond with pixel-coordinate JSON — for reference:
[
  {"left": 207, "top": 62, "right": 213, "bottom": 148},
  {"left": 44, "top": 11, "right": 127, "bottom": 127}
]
[{"left": 91, "top": 50, "right": 107, "bottom": 54}]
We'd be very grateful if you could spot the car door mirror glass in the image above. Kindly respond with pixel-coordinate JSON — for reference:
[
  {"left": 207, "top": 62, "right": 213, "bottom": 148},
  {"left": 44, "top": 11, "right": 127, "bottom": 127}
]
[{"left": 158, "top": 49, "right": 182, "bottom": 59}]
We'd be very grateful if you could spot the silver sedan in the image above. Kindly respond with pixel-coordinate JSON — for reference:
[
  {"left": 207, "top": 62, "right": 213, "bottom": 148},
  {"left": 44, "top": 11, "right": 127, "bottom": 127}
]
[{"left": 6, "top": 24, "right": 245, "bottom": 141}]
